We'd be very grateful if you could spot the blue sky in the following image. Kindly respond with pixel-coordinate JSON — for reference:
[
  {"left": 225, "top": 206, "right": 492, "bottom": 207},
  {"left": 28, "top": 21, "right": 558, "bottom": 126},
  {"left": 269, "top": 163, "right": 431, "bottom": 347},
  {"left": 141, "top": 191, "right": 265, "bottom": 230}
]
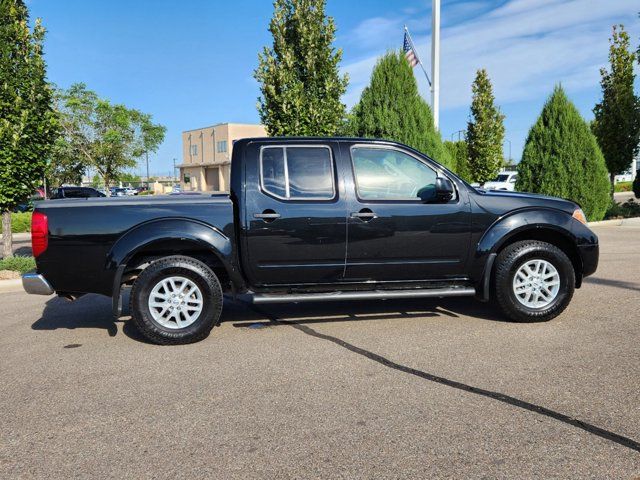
[{"left": 29, "top": 0, "right": 640, "bottom": 176}]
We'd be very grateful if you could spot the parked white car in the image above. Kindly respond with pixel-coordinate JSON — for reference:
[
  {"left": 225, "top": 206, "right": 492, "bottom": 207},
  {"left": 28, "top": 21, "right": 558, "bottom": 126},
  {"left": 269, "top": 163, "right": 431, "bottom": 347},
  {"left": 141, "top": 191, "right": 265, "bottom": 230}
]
[{"left": 483, "top": 172, "right": 518, "bottom": 191}]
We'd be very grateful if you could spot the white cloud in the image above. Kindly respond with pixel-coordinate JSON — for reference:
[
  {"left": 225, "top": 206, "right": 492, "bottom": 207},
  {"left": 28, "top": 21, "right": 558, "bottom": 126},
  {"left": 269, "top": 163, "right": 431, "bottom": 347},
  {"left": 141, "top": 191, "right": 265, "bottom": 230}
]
[{"left": 342, "top": 0, "right": 640, "bottom": 110}]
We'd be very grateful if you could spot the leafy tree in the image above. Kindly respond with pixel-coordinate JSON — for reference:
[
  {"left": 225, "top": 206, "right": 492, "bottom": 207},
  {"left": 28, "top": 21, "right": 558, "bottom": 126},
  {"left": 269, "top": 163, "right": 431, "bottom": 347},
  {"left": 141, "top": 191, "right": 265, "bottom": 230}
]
[
  {"left": 255, "top": 0, "right": 348, "bottom": 136},
  {"left": 46, "top": 135, "right": 86, "bottom": 188},
  {"left": 348, "top": 51, "right": 452, "bottom": 169},
  {"left": 0, "top": 0, "right": 58, "bottom": 258},
  {"left": 56, "top": 83, "right": 166, "bottom": 193},
  {"left": 517, "top": 86, "right": 610, "bottom": 221},
  {"left": 444, "top": 140, "right": 471, "bottom": 182},
  {"left": 592, "top": 25, "right": 640, "bottom": 197},
  {"left": 466, "top": 69, "right": 505, "bottom": 184}
]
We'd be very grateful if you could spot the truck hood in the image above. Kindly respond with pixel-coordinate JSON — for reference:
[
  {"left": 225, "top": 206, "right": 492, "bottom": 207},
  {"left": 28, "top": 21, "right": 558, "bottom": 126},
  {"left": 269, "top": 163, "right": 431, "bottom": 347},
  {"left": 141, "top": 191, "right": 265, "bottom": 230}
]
[{"left": 472, "top": 188, "right": 578, "bottom": 216}]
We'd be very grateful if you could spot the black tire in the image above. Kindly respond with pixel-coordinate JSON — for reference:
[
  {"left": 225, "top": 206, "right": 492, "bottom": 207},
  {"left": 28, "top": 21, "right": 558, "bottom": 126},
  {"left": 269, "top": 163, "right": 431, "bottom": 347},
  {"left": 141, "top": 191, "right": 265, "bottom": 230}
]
[
  {"left": 130, "top": 255, "right": 223, "bottom": 345},
  {"left": 494, "top": 240, "right": 575, "bottom": 323}
]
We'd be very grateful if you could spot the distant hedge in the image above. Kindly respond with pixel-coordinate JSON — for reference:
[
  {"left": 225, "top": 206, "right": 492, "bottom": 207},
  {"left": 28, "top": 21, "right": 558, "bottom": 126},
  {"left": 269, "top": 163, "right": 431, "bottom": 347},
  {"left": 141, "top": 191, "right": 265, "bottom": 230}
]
[
  {"left": 0, "top": 256, "right": 35, "bottom": 273},
  {"left": 516, "top": 86, "right": 610, "bottom": 221},
  {"left": 0, "top": 212, "right": 32, "bottom": 234}
]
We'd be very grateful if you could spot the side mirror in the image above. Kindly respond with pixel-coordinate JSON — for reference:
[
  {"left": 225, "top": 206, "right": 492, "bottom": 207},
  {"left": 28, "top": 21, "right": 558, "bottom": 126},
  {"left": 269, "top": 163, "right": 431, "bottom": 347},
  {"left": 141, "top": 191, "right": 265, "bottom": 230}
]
[
  {"left": 435, "top": 177, "right": 454, "bottom": 202},
  {"left": 418, "top": 178, "right": 454, "bottom": 203}
]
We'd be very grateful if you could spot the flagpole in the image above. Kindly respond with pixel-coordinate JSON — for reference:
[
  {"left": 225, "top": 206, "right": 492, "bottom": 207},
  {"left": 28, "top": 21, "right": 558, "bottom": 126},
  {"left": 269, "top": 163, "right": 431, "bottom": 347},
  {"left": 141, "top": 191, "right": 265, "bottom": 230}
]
[{"left": 431, "top": 0, "right": 440, "bottom": 130}]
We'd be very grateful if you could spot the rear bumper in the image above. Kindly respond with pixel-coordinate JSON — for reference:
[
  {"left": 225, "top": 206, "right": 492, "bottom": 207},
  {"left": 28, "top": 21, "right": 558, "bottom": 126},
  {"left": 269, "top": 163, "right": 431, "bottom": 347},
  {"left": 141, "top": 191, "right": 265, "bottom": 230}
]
[{"left": 22, "top": 273, "right": 54, "bottom": 295}]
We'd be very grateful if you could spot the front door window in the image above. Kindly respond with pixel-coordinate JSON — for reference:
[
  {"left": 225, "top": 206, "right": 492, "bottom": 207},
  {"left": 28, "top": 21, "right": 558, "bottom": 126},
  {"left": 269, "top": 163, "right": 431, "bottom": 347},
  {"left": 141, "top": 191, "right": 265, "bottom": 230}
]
[{"left": 352, "top": 147, "right": 438, "bottom": 201}]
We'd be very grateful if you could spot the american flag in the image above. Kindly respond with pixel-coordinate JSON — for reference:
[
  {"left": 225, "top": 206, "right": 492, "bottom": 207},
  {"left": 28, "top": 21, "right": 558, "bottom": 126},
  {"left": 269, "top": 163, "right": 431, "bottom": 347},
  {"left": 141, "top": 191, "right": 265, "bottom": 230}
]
[{"left": 403, "top": 31, "right": 419, "bottom": 68}]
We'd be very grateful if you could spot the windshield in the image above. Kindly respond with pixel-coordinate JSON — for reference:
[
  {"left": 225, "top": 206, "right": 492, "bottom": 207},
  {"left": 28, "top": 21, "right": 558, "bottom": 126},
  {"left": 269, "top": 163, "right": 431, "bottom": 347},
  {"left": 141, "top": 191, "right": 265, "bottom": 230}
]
[{"left": 493, "top": 174, "right": 510, "bottom": 182}]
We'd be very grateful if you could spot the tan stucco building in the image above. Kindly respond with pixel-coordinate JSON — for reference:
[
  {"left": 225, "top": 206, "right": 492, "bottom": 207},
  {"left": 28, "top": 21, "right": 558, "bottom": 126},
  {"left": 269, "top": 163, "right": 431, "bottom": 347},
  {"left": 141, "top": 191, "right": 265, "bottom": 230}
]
[{"left": 179, "top": 123, "right": 267, "bottom": 192}]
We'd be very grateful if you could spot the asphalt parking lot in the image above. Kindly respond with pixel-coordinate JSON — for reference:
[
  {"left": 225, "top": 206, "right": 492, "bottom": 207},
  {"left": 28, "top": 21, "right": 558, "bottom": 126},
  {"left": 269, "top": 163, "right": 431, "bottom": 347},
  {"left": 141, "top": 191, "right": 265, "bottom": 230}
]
[{"left": 1, "top": 225, "right": 639, "bottom": 479}]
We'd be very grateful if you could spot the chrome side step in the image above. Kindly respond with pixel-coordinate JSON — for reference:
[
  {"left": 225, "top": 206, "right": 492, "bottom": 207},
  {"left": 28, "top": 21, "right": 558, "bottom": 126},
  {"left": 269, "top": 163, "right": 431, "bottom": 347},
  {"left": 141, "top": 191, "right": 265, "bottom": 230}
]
[{"left": 249, "top": 287, "right": 476, "bottom": 304}]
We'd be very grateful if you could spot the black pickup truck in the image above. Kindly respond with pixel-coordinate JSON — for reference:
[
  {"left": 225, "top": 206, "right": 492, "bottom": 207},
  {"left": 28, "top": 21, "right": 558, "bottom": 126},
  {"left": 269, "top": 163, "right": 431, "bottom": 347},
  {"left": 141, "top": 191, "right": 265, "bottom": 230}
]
[{"left": 23, "top": 137, "right": 599, "bottom": 344}]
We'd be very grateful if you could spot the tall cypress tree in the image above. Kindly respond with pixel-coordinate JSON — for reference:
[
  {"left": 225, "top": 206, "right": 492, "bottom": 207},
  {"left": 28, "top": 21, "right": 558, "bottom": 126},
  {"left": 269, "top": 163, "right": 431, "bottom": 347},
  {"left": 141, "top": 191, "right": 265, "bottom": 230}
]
[
  {"left": 466, "top": 69, "right": 505, "bottom": 184},
  {"left": 254, "top": 0, "right": 348, "bottom": 136},
  {"left": 348, "top": 51, "right": 452, "bottom": 169},
  {"left": 592, "top": 25, "right": 640, "bottom": 196},
  {"left": 517, "top": 86, "right": 610, "bottom": 221},
  {"left": 444, "top": 140, "right": 471, "bottom": 182},
  {"left": 0, "top": 0, "right": 58, "bottom": 257}
]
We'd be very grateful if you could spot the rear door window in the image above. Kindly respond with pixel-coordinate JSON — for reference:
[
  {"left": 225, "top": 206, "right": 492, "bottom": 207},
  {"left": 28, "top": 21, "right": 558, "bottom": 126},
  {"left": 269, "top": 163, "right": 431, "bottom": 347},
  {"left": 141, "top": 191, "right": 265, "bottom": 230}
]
[{"left": 260, "top": 146, "right": 335, "bottom": 200}]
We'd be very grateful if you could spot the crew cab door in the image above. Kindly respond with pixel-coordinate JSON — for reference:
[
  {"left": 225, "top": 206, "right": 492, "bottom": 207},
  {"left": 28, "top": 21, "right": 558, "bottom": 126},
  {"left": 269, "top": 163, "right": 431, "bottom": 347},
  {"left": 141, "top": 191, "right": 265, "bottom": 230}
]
[
  {"left": 343, "top": 144, "right": 471, "bottom": 281},
  {"left": 242, "top": 142, "right": 348, "bottom": 286}
]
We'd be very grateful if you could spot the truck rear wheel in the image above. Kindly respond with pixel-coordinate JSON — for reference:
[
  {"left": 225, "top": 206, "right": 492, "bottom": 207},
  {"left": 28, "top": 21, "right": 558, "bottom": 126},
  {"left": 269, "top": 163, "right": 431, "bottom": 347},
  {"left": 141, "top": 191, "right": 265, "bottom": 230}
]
[
  {"left": 130, "top": 255, "right": 223, "bottom": 345},
  {"left": 494, "top": 240, "right": 575, "bottom": 322}
]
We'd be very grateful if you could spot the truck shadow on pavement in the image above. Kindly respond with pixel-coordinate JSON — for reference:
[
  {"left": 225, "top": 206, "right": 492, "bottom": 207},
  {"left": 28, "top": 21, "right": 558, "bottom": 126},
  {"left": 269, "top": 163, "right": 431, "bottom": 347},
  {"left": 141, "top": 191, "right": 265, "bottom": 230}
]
[
  {"left": 30, "top": 292, "right": 506, "bottom": 343},
  {"left": 583, "top": 276, "right": 640, "bottom": 292}
]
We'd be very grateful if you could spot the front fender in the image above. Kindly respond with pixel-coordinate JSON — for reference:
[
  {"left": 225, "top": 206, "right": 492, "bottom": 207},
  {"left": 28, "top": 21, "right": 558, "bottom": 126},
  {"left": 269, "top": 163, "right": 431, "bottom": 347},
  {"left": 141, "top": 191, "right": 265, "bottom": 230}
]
[
  {"left": 106, "top": 218, "right": 240, "bottom": 315},
  {"left": 471, "top": 208, "right": 578, "bottom": 288}
]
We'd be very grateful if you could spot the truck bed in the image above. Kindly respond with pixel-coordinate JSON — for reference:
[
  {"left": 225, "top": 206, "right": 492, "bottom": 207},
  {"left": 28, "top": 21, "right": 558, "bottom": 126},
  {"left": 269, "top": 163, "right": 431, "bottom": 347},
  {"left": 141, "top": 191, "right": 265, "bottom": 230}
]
[{"left": 34, "top": 193, "right": 235, "bottom": 296}]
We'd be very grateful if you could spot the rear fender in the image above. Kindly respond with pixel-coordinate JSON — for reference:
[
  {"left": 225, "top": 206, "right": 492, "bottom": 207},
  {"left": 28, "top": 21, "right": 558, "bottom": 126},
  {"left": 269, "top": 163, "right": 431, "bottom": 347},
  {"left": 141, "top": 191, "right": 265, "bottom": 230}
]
[{"left": 107, "top": 218, "right": 241, "bottom": 316}]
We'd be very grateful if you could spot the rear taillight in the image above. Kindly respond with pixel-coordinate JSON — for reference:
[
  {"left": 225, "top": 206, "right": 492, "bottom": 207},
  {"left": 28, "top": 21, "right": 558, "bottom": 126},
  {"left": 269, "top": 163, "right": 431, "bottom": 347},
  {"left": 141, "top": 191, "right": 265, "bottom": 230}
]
[{"left": 31, "top": 212, "right": 48, "bottom": 258}]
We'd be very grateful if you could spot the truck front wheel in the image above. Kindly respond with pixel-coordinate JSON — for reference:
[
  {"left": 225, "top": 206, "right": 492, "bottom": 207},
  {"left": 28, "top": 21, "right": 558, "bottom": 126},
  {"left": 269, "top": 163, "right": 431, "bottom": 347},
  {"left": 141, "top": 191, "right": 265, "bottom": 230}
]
[
  {"left": 494, "top": 240, "right": 575, "bottom": 322},
  {"left": 130, "top": 255, "right": 223, "bottom": 345}
]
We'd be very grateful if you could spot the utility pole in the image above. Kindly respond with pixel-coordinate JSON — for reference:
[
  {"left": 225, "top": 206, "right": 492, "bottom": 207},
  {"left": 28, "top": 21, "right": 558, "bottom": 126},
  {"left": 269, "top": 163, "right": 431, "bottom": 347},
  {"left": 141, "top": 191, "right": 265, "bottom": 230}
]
[
  {"left": 173, "top": 158, "right": 177, "bottom": 184},
  {"left": 431, "top": 0, "right": 440, "bottom": 130},
  {"left": 145, "top": 151, "right": 150, "bottom": 189}
]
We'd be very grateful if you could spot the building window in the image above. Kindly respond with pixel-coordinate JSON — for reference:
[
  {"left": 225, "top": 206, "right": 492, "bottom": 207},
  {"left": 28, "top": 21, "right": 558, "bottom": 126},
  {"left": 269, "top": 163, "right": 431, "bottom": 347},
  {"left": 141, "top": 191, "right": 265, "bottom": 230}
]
[
  {"left": 217, "top": 140, "right": 228, "bottom": 153},
  {"left": 183, "top": 173, "right": 191, "bottom": 183},
  {"left": 190, "top": 145, "right": 198, "bottom": 156}
]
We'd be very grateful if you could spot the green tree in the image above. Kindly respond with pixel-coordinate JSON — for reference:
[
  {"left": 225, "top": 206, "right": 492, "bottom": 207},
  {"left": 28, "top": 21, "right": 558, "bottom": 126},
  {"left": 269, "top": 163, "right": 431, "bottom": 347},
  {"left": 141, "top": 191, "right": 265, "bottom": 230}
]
[
  {"left": 0, "top": 0, "right": 58, "bottom": 258},
  {"left": 466, "top": 69, "right": 505, "bottom": 184},
  {"left": 592, "top": 25, "right": 640, "bottom": 197},
  {"left": 56, "top": 83, "right": 166, "bottom": 193},
  {"left": 348, "top": 51, "right": 452, "bottom": 169},
  {"left": 255, "top": 0, "right": 348, "bottom": 136},
  {"left": 516, "top": 86, "right": 610, "bottom": 221},
  {"left": 117, "top": 171, "right": 141, "bottom": 184},
  {"left": 444, "top": 140, "right": 471, "bottom": 182}
]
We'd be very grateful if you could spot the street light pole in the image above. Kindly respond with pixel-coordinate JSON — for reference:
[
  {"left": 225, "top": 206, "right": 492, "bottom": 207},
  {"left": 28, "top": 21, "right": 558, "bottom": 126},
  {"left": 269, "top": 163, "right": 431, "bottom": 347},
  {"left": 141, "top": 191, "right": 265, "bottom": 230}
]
[{"left": 431, "top": 0, "right": 440, "bottom": 130}]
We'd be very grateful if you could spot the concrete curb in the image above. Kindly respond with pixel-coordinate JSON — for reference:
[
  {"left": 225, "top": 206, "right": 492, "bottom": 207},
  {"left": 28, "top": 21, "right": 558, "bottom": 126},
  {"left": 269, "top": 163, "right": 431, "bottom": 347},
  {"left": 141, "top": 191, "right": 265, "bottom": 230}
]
[
  {"left": 588, "top": 219, "right": 624, "bottom": 227},
  {"left": 0, "top": 278, "right": 24, "bottom": 294},
  {"left": 588, "top": 217, "right": 640, "bottom": 227},
  {"left": 12, "top": 232, "right": 30, "bottom": 241}
]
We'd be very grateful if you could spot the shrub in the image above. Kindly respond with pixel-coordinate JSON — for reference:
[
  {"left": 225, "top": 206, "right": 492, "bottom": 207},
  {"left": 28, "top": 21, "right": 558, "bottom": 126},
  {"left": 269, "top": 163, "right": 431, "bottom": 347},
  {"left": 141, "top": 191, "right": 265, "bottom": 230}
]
[
  {"left": 0, "top": 255, "right": 35, "bottom": 273},
  {"left": 605, "top": 199, "right": 640, "bottom": 219},
  {"left": 613, "top": 181, "right": 633, "bottom": 192},
  {"left": 516, "top": 86, "right": 610, "bottom": 221},
  {"left": 0, "top": 212, "right": 31, "bottom": 233}
]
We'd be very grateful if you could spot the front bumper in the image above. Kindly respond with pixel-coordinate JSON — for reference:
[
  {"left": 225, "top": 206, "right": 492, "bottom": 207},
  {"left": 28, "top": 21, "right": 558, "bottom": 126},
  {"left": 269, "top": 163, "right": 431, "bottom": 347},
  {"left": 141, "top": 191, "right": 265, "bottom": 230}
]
[
  {"left": 22, "top": 273, "right": 54, "bottom": 295},
  {"left": 579, "top": 243, "right": 599, "bottom": 278}
]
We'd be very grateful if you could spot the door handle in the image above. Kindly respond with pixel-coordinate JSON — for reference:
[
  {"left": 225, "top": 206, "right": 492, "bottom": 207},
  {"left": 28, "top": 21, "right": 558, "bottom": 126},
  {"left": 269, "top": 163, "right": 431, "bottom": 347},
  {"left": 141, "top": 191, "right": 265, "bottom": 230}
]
[
  {"left": 254, "top": 210, "right": 281, "bottom": 222},
  {"left": 350, "top": 209, "right": 377, "bottom": 221}
]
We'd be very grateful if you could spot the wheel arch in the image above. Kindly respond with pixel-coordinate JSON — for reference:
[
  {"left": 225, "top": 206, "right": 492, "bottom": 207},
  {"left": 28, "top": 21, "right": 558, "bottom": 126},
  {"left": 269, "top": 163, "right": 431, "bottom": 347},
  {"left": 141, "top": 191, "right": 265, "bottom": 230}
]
[
  {"left": 474, "top": 209, "right": 583, "bottom": 301},
  {"left": 107, "top": 218, "right": 243, "bottom": 316}
]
